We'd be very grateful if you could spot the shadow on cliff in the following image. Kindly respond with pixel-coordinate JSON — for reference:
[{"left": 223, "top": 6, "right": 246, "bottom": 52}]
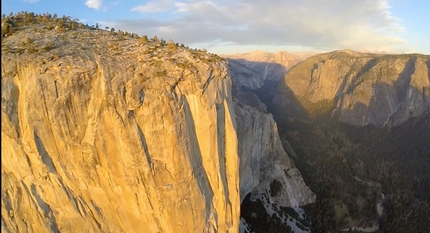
[
  {"left": 226, "top": 58, "right": 289, "bottom": 83},
  {"left": 335, "top": 58, "right": 378, "bottom": 110},
  {"left": 34, "top": 132, "right": 58, "bottom": 174},
  {"left": 333, "top": 56, "right": 430, "bottom": 194},
  {"left": 226, "top": 59, "right": 315, "bottom": 169},
  {"left": 226, "top": 59, "right": 309, "bottom": 122},
  {"left": 337, "top": 56, "right": 429, "bottom": 127},
  {"left": 227, "top": 59, "right": 314, "bottom": 171},
  {"left": 227, "top": 59, "right": 313, "bottom": 233},
  {"left": 181, "top": 97, "right": 214, "bottom": 223},
  {"left": 227, "top": 55, "right": 430, "bottom": 232}
]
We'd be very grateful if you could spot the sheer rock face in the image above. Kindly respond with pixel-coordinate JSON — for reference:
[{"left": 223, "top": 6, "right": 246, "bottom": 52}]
[
  {"left": 234, "top": 100, "right": 315, "bottom": 207},
  {"left": 2, "top": 23, "right": 314, "bottom": 233},
  {"left": 280, "top": 50, "right": 430, "bottom": 126},
  {"left": 225, "top": 52, "right": 316, "bottom": 207},
  {"left": 1, "top": 37, "right": 240, "bottom": 232},
  {"left": 232, "top": 91, "right": 315, "bottom": 233},
  {"left": 223, "top": 50, "right": 316, "bottom": 216}
]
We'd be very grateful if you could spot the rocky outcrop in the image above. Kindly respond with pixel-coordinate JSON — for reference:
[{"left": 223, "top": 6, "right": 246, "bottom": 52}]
[
  {"left": 1, "top": 14, "right": 314, "bottom": 233},
  {"left": 2, "top": 23, "right": 240, "bottom": 232},
  {"left": 222, "top": 50, "right": 316, "bottom": 232},
  {"left": 277, "top": 50, "right": 430, "bottom": 126},
  {"left": 235, "top": 101, "right": 315, "bottom": 233},
  {"left": 234, "top": 96, "right": 314, "bottom": 206},
  {"left": 232, "top": 83, "right": 315, "bottom": 232},
  {"left": 225, "top": 50, "right": 316, "bottom": 208}
]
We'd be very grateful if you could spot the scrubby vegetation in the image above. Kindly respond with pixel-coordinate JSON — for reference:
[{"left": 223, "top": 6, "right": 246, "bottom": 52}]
[{"left": 1, "top": 12, "right": 223, "bottom": 63}]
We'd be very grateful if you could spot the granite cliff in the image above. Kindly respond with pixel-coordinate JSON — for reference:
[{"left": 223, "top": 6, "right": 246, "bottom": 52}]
[
  {"left": 1, "top": 13, "right": 314, "bottom": 233},
  {"left": 234, "top": 96, "right": 315, "bottom": 233},
  {"left": 226, "top": 51, "right": 316, "bottom": 232},
  {"left": 2, "top": 30, "right": 240, "bottom": 233},
  {"left": 275, "top": 50, "right": 430, "bottom": 126},
  {"left": 228, "top": 50, "right": 430, "bottom": 127}
]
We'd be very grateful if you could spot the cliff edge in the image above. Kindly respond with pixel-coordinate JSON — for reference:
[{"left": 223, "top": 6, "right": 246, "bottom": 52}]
[{"left": 1, "top": 13, "right": 314, "bottom": 233}]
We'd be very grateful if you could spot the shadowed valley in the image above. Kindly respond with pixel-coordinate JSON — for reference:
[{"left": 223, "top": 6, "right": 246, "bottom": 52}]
[{"left": 227, "top": 50, "right": 430, "bottom": 232}]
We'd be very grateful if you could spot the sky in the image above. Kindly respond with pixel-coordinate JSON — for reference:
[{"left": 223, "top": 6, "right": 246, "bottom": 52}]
[{"left": 2, "top": 0, "right": 429, "bottom": 55}]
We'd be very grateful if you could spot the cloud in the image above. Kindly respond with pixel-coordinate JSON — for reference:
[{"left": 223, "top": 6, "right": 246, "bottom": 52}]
[
  {"left": 120, "top": 0, "right": 405, "bottom": 53},
  {"left": 85, "top": 0, "right": 102, "bottom": 10},
  {"left": 24, "top": 0, "right": 40, "bottom": 3},
  {"left": 131, "top": 0, "right": 175, "bottom": 13}
]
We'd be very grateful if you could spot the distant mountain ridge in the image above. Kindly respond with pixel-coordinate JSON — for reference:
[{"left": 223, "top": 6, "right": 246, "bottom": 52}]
[
  {"left": 226, "top": 49, "right": 430, "bottom": 126},
  {"left": 223, "top": 50, "right": 318, "bottom": 66},
  {"left": 222, "top": 50, "right": 318, "bottom": 90},
  {"left": 275, "top": 50, "right": 430, "bottom": 126}
]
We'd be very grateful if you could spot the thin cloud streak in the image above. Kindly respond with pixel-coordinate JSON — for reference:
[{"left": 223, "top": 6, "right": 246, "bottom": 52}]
[
  {"left": 131, "top": 0, "right": 176, "bottom": 13},
  {"left": 117, "top": 0, "right": 406, "bottom": 53}
]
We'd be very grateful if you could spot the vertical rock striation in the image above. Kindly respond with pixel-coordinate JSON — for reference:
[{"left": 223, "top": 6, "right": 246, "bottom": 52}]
[
  {"left": 2, "top": 16, "right": 315, "bottom": 233},
  {"left": 278, "top": 50, "right": 430, "bottom": 126},
  {"left": 230, "top": 72, "right": 315, "bottom": 232},
  {"left": 2, "top": 43, "right": 239, "bottom": 232},
  {"left": 234, "top": 97, "right": 315, "bottom": 207}
]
